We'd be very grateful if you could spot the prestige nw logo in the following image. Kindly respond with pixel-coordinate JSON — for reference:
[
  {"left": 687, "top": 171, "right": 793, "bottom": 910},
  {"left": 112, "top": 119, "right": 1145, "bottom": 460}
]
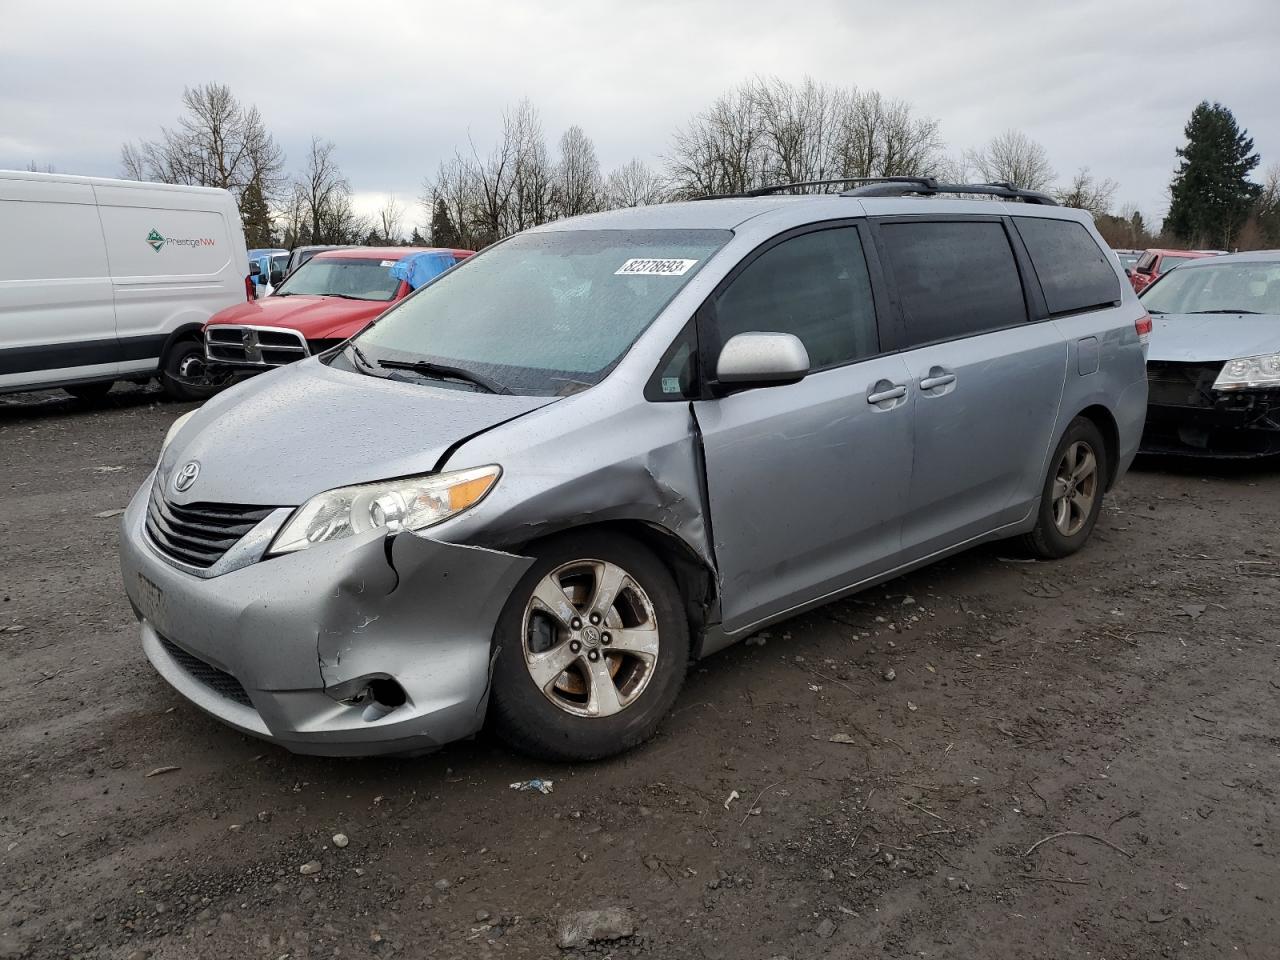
[
  {"left": 146, "top": 228, "right": 216, "bottom": 252},
  {"left": 172, "top": 461, "right": 200, "bottom": 493}
]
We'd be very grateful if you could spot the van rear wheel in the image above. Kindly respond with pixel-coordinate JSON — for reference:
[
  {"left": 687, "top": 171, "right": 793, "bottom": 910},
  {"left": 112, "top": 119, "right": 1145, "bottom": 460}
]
[
  {"left": 489, "top": 532, "right": 689, "bottom": 761},
  {"left": 161, "top": 339, "right": 227, "bottom": 401},
  {"left": 1022, "top": 416, "right": 1108, "bottom": 559}
]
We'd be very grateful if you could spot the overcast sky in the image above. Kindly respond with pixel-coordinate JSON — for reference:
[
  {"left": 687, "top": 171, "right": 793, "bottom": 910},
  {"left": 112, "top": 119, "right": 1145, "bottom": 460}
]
[{"left": 3, "top": 0, "right": 1278, "bottom": 230}]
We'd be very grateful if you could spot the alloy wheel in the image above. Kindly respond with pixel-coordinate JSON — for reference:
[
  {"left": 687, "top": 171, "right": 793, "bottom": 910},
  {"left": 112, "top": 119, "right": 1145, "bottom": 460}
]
[
  {"left": 521, "top": 559, "right": 660, "bottom": 718},
  {"left": 1051, "top": 440, "right": 1098, "bottom": 536}
]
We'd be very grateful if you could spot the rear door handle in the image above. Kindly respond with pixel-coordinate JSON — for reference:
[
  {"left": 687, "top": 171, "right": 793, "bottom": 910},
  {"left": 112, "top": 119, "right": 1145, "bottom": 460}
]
[
  {"left": 867, "top": 385, "right": 907, "bottom": 404},
  {"left": 919, "top": 373, "right": 956, "bottom": 390}
]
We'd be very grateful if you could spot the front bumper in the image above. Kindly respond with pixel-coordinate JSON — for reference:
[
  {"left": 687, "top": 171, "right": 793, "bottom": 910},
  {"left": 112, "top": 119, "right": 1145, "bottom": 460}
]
[
  {"left": 1142, "top": 361, "right": 1280, "bottom": 458},
  {"left": 118, "top": 477, "right": 532, "bottom": 756}
]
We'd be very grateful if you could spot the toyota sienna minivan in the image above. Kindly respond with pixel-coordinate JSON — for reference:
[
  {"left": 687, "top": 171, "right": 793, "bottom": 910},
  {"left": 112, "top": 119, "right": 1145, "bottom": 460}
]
[{"left": 119, "top": 178, "right": 1150, "bottom": 761}]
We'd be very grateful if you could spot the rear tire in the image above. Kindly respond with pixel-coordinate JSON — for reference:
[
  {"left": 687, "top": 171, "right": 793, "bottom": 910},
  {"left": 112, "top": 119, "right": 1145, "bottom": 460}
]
[
  {"left": 64, "top": 381, "right": 114, "bottom": 403},
  {"left": 1021, "top": 416, "right": 1108, "bottom": 559},
  {"left": 489, "top": 531, "right": 689, "bottom": 761},
  {"left": 161, "top": 339, "right": 227, "bottom": 401}
]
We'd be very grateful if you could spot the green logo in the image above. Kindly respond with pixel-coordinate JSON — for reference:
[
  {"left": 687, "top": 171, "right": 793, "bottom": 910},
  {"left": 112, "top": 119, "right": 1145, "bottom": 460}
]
[{"left": 147, "top": 228, "right": 166, "bottom": 252}]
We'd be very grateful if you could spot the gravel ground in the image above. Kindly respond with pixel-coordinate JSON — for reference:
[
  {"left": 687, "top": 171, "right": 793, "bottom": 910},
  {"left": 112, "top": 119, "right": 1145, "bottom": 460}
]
[{"left": 0, "top": 383, "right": 1277, "bottom": 960}]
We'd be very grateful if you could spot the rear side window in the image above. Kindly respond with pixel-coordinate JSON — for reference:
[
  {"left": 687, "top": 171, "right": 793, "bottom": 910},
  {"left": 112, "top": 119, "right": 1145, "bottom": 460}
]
[
  {"left": 878, "top": 221, "right": 1027, "bottom": 346},
  {"left": 1015, "top": 217, "right": 1120, "bottom": 315},
  {"left": 711, "top": 227, "right": 878, "bottom": 370}
]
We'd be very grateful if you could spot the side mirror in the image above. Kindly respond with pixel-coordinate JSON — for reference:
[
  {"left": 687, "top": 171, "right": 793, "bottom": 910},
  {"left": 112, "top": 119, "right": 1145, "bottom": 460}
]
[
  {"left": 249, "top": 261, "right": 262, "bottom": 277},
  {"left": 715, "top": 332, "right": 810, "bottom": 390},
  {"left": 270, "top": 268, "right": 284, "bottom": 285}
]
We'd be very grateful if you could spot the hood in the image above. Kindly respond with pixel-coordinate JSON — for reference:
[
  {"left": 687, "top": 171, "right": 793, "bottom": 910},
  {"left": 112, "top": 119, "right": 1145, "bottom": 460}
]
[
  {"left": 160, "top": 359, "right": 556, "bottom": 506},
  {"left": 1148, "top": 313, "right": 1280, "bottom": 363},
  {"left": 205, "top": 294, "right": 393, "bottom": 340}
]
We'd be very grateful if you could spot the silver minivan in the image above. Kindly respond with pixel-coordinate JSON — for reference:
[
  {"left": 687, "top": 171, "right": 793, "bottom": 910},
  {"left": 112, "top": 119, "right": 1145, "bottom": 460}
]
[{"left": 119, "top": 179, "right": 1150, "bottom": 760}]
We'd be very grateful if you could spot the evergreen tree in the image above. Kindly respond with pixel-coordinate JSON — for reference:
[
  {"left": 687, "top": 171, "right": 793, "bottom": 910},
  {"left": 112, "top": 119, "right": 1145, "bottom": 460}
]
[
  {"left": 239, "top": 179, "right": 274, "bottom": 248},
  {"left": 1164, "top": 102, "right": 1260, "bottom": 249},
  {"left": 409, "top": 226, "right": 427, "bottom": 246},
  {"left": 429, "top": 198, "right": 462, "bottom": 247}
]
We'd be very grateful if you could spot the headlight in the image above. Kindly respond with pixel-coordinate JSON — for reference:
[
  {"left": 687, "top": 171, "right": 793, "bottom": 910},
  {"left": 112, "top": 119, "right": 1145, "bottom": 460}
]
[
  {"left": 268, "top": 465, "right": 500, "bottom": 555},
  {"left": 1213, "top": 352, "right": 1280, "bottom": 391},
  {"left": 160, "top": 410, "right": 195, "bottom": 458}
]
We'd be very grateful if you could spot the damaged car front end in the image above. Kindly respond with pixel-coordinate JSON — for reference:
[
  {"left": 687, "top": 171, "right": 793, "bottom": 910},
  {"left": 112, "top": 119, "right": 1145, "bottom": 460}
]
[
  {"left": 118, "top": 223, "right": 734, "bottom": 757},
  {"left": 1139, "top": 251, "right": 1280, "bottom": 458}
]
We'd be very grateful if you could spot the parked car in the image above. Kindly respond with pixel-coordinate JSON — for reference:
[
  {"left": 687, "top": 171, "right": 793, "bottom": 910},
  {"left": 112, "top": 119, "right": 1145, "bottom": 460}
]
[
  {"left": 119, "top": 179, "right": 1149, "bottom": 761},
  {"left": 0, "top": 169, "right": 250, "bottom": 401},
  {"left": 247, "top": 248, "right": 289, "bottom": 299},
  {"left": 284, "top": 244, "right": 355, "bottom": 277},
  {"left": 1113, "top": 248, "right": 1141, "bottom": 275},
  {"left": 1129, "top": 248, "right": 1214, "bottom": 294},
  {"left": 204, "top": 247, "right": 472, "bottom": 370},
  {"left": 1140, "top": 250, "right": 1280, "bottom": 456}
]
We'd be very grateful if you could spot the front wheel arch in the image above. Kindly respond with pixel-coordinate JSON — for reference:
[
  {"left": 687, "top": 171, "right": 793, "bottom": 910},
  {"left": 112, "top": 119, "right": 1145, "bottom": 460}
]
[{"left": 508, "top": 519, "right": 718, "bottom": 652}]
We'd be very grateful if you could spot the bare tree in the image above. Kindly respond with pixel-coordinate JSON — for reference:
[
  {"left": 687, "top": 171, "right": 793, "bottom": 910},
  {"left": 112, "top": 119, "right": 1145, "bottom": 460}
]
[
  {"left": 375, "top": 195, "right": 405, "bottom": 244},
  {"left": 121, "top": 83, "right": 285, "bottom": 208},
  {"left": 665, "top": 78, "right": 947, "bottom": 198},
  {"left": 509, "top": 101, "right": 554, "bottom": 232},
  {"left": 554, "top": 125, "right": 603, "bottom": 219},
  {"left": 665, "top": 82, "right": 767, "bottom": 199},
  {"left": 293, "top": 137, "right": 365, "bottom": 244},
  {"left": 1055, "top": 167, "right": 1118, "bottom": 217},
  {"left": 423, "top": 154, "right": 481, "bottom": 248},
  {"left": 755, "top": 77, "right": 839, "bottom": 186},
  {"left": 965, "top": 129, "right": 1055, "bottom": 191},
  {"left": 603, "top": 159, "right": 665, "bottom": 209}
]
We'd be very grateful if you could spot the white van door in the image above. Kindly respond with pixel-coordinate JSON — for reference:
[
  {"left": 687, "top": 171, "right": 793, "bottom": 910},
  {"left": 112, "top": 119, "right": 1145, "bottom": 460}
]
[
  {"left": 0, "top": 177, "right": 118, "bottom": 391},
  {"left": 93, "top": 183, "right": 242, "bottom": 378}
]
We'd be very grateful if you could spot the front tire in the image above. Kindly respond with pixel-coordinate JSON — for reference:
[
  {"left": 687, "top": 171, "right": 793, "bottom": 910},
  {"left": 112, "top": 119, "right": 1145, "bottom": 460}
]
[
  {"left": 489, "top": 532, "right": 689, "bottom": 761},
  {"left": 161, "top": 339, "right": 228, "bottom": 401},
  {"left": 1022, "top": 416, "right": 1108, "bottom": 559}
]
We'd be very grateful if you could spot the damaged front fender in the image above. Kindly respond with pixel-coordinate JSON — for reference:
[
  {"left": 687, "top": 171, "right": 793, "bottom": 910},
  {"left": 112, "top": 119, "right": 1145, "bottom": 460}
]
[{"left": 313, "top": 530, "right": 533, "bottom": 740}]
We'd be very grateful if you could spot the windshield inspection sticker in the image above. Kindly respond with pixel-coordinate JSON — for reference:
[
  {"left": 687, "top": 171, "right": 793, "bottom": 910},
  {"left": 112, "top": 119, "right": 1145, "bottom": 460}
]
[
  {"left": 615, "top": 258, "right": 698, "bottom": 276},
  {"left": 380, "top": 260, "right": 396, "bottom": 267}
]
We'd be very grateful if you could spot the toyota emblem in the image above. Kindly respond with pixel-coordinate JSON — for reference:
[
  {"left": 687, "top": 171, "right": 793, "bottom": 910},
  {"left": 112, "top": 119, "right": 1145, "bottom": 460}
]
[{"left": 173, "top": 461, "right": 201, "bottom": 493}]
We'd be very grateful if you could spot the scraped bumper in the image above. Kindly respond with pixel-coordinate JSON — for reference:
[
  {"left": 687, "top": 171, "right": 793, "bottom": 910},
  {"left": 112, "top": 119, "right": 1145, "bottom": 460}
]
[{"left": 118, "top": 477, "right": 532, "bottom": 756}]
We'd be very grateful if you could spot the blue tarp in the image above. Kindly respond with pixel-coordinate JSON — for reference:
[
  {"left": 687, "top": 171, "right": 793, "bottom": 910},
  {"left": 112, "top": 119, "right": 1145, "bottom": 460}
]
[{"left": 389, "top": 251, "right": 458, "bottom": 289}]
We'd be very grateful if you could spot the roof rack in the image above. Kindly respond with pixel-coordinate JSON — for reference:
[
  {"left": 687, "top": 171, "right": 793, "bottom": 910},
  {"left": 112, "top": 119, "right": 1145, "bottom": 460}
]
[
  {"left": 842, "top": 178, "right": 1058, "bottom": 205},
  {"left": 698, "top": 176, "right": 1058, "bottom": 205},
  {"left": 741, "top": 176, "right": 936, "bottom": 197}
]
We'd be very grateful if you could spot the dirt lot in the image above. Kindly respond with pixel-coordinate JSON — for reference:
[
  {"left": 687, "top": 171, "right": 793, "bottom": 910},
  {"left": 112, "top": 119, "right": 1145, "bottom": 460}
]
[{"left": 0, "top": 384, "right": 1277, "bottom": 960}]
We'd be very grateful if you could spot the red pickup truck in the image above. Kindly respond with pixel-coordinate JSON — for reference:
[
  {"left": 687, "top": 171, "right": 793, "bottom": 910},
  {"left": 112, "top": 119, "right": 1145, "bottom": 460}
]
[
  {"left": 204, "top": 246, "right": 473, "bottom": 369},
  {"left": 1129, "top": 248, "right": 1214, "bottom": 294}
]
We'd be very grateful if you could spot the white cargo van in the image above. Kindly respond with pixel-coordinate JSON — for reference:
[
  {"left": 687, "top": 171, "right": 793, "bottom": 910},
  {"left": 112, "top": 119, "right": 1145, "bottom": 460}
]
[{"left": 0, "top": 170, "right": 250, "bottom": 400}]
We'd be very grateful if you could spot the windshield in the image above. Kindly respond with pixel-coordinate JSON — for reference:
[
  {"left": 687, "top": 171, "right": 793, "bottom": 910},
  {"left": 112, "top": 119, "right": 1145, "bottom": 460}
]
[
  {"left": 338, "top": 228, "right": 731, "bottom": 396},
  {"left": 1159, "top": 255, "right": 1198, "bottom": 272},
  {"left": 274, "top": 257, "right": 401, "bottom": 301},
  {"left": 1141, "top": 261, "right": 1280, "bottom": 315}
]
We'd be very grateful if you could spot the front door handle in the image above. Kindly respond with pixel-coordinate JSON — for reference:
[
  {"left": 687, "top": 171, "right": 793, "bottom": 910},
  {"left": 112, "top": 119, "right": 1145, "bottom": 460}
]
[
  {"left": 867, "top": 384, "right": 907, "bottom": 404},
  {"left": 919, "top": 372, "right": 956, "bottom": 390}
]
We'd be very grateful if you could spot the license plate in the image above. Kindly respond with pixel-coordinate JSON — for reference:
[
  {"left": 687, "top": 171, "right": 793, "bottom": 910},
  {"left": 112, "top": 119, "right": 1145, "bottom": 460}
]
[{"left": 135, "top": 573, "right": 167, "bottom": 630}]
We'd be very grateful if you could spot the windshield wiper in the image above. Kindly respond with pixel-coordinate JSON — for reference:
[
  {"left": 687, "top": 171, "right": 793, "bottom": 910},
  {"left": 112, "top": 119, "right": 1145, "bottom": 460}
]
[
  {"left": 1145, "top": 308, "right": 1165, "bottom": 315},
  {"left": 377, "top": 359, "right": 511, "bottom": 395},
  {"left": 328, "top": 293, "right": 378, "bottom": 301},
  {"left": 346, "top": 342, "right": 377, "bottom": 373},
  {"left": 1187, "top": 309, "right": 1261, "bottom": 314}
]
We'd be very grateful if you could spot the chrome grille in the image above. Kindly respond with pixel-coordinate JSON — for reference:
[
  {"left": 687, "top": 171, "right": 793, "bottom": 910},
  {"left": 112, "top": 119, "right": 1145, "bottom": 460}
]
[
  {"left": 145, "top": 482, "right": 276, "bottom": 569},
  {"left": 205, "top": 325, "right": 309, "bottom": 367},
  {"left": 159, "top": 635, "right": 253, "bottom": 707}
]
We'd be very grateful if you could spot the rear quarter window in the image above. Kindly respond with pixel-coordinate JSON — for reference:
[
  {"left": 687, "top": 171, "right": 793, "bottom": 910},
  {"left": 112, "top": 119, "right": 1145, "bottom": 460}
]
[{"left": 1015, "top": 217, "right": 1121, "bottom": 315}]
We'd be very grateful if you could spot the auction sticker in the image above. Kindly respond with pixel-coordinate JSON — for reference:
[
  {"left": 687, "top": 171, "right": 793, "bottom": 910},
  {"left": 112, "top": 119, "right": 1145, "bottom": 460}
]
[{"left": 615, "top": 258, "right": 698, "bottom": 276}]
